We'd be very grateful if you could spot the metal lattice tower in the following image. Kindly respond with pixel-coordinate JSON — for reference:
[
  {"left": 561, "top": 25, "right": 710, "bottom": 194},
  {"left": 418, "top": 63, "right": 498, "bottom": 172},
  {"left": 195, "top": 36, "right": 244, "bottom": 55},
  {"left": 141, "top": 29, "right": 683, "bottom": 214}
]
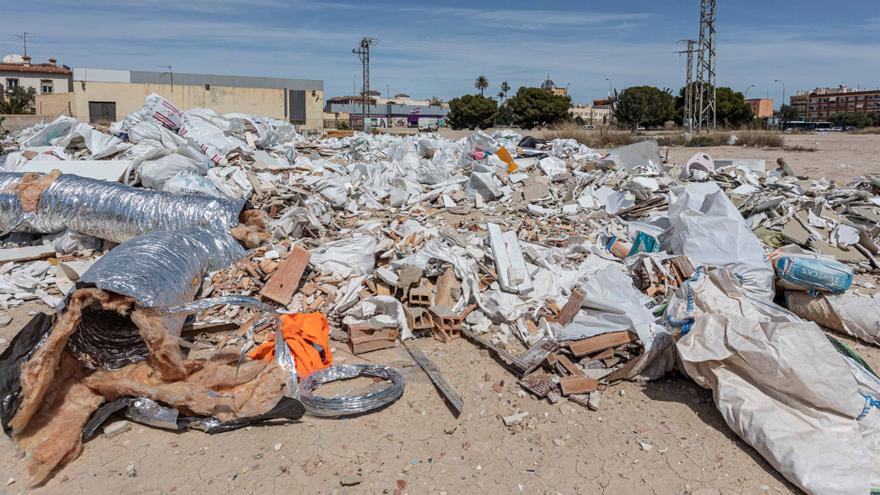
[
  {"left": 353, "top": 37, "right": 378, "bottom": 131},
  {"left": 678, "top": 39, "right": 698, "bottom": 133},
  {"left": 696, "top": 0, "right": 717, "bottom": 130}
]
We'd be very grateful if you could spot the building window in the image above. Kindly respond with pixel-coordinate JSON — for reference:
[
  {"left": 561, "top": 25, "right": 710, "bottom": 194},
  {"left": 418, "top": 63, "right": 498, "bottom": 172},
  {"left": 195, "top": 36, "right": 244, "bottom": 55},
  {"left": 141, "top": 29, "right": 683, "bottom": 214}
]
[
  {"left": 5, "top": 78, "right": 19, "bottom": 89},
  {"left": 40, "top": 80, "right": 53, "bottom": 94}
]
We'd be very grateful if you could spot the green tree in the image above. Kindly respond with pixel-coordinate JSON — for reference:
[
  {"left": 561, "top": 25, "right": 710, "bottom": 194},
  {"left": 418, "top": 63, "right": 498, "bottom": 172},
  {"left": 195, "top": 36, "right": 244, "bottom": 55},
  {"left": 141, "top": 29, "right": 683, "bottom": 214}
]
[
  {"left": 428, "top": 96, "right": 443, "bottom": 106},
  {"left": 494, "top": 104, "right": 513, "bottom": 127},
  {"left": 615, "top": 86, "right": 675, "bottom": 130},
  {"left": 474, "top": 75, "right": 489, "bottom": 96},
  {"left": 499, "top": 81, "right": 510, "bottom": 102},
  {"left": 779, "top": 104, "right": 800, "bottom": 122},
  {"left": 506, "top": 87, "right": 571, "bottom": 129},
  {"left": 674, "top": 84, "right": 753, "bottom": 127},
  {"left": 0, "top": 86, "right": 36, "bottom": 114},
  {"left": 829, "top": 112, "right": 872, "bottom": 128},
  {"left": 447, "top": 94, "right": 497, "bottom": 130},
  {"left": 715, "top": 87, "right": 754, "bottom": 127}
]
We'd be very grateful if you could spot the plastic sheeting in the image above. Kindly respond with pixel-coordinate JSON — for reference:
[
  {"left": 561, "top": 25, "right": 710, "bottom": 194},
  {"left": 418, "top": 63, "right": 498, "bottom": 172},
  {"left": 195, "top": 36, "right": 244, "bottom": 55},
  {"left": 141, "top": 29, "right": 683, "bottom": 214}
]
[
  {"left": 310, "top": 235, "right": 376, "bottom": 278},
  {"left": 69, "top": 229, "right": 245, "bottom": 369},
  {"left": 0, "top": 172, "right": 245, "bottom": 243},
  {"left": 668, "top": 268, "right": 880, "bottom": 494},
  {"left": 558, "top": 264, "right": 674, "bottom": 379},
  {"left": 663, "top": 181, "right": 775, "bottom": 300},
  {"left": 786, "top": 290, "right": 880, "bottom": 346}
]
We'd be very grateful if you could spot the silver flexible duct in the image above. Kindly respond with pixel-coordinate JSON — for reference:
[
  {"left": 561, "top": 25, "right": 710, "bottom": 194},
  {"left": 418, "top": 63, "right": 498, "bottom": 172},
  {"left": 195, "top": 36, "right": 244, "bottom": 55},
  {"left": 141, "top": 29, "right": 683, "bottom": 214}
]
[
  {"left": 0, "top": 172, "right": 244, "bottom": 243},
  {"left": 68, "top": 228, "right": 245, "bottom": 369}
]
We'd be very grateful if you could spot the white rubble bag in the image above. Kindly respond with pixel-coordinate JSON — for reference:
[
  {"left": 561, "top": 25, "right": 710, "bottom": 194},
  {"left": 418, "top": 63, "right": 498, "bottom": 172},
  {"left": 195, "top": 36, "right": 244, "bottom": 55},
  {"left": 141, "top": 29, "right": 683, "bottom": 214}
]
[
  {"left": 667, "top": 268, "right": 880, "bottom": 495},
  {"left": 663, "top": 181, "right": 775, "bottom": 300},
  {"left": 310, "top": 235, "right": 376, "bottom": 279},
  {"left": 786, "top": 291, "right": 880, "bottom": 346},
  {"left": 139, "top": 153, "right": 207, "bottom": 191}
]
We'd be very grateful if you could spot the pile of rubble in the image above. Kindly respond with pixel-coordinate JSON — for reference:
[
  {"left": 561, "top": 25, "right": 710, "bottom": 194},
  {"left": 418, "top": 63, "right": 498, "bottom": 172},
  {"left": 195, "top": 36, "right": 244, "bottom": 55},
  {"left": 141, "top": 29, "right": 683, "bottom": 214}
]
[{"left": 2, "top": 93, "right": 880, "bottom": 493}]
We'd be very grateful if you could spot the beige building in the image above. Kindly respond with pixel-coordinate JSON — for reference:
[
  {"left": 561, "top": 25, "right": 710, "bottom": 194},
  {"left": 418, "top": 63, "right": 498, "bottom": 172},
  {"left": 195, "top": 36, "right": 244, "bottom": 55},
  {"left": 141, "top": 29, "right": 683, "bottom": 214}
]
[
  {"left": 36, "top": 68, "right": 324, "bottom": 130},
  {"left": 0, "top": 54, "right": 72, "bottom": 111},
  {"left": 569, "top": 104, "right": 611, "bottom": 125}
]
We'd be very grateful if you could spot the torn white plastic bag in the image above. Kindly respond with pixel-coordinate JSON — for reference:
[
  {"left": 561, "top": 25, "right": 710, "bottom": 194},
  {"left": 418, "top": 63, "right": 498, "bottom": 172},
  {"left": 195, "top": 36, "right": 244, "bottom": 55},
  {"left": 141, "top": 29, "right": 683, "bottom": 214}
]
[
  {"left": 664, "top": 181, "right": 774, "bottom": 300},
  {"left": 310, "top": 235, "right": 376, "bottom": 278}
]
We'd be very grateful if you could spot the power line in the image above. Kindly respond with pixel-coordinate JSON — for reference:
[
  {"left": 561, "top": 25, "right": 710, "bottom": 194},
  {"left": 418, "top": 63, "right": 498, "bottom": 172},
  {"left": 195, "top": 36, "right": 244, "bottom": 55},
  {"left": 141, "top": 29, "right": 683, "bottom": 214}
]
[
  {"left": 696, "top": 0, "right": 717, "bottom": 130},
  {"left": 352, "top": 37, "right": 378, "bottom": 132},
  {"left": 678, "top": 39, "right": 698, "bottom": 133}
]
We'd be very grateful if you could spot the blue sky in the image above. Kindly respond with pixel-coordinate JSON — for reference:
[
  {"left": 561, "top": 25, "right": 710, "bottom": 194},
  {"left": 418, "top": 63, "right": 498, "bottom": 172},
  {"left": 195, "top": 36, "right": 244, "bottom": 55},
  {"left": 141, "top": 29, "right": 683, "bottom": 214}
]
[{"left": 3, "top": 0, "right": 879, "bottom": 106}]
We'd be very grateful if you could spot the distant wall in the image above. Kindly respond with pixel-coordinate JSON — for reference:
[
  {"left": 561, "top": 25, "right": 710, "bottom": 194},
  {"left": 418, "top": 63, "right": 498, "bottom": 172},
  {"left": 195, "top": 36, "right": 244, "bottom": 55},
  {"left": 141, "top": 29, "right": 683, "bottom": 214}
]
[
  {"left": 35, "top": 92, "right": 74, "bottom": 117},
  {"left": 0, "top": 114, "right": 48, "bottom": 131},
  {"left": 70, "top": 81, "right": 287, "bottom": 121}
]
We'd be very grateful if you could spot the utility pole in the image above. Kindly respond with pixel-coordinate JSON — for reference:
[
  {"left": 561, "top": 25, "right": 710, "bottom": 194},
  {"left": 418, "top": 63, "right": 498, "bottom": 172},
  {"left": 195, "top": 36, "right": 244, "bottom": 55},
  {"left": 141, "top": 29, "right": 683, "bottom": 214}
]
[
  {"left": 774, "top": 79, "right": 786, "bottom": 113},
  {"left": 352, "top": 37, "right": 378, "bottom": 132},
  {"left": 678, "top": 39, "right": 698, "bottom": 133},
  {"left": 159, "top": 65, "right": 173, "bottom": 93},
  {"left": 15, "top": 32, "right": 32, "bottom": 57},
  {"left": 696, "top": 0, "right": 717, "bottom": 130}
]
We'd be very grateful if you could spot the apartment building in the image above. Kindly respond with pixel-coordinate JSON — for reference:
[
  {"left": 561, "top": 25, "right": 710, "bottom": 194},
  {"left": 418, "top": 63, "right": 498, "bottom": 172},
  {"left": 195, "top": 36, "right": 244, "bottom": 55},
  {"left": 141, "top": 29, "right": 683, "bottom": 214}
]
[{"left": 791, "top": 86, "right": 880, "bottom": 121}]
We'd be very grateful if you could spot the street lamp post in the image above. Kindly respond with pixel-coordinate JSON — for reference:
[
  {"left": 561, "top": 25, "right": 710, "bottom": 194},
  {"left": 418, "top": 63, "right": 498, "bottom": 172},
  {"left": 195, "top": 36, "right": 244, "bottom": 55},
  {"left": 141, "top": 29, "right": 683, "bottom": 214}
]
[
  {"left": 745, "top": 84, "right": 754, "bottom": 97},
  {"left": 774, "top": 79, "right": 786, "bottom": 116},
  {"left": 159, "top": 65, "right": 173, "bottom": 93},
  {"left": 605, "top": 78, "right": 612, "bottom": 97}
]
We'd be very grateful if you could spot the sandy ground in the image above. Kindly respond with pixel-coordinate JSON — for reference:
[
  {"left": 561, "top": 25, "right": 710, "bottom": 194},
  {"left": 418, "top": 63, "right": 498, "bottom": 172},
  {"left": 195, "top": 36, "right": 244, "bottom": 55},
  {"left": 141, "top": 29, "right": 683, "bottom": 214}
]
[
  {"left": 663, "top": 133, "right": 879, "bottom": 184},
  {"left": 1, "top": 140, "right": 879, "bottom": 494},
  {"left": 427, "top": 128, "right": 878, "bottom": 183}
]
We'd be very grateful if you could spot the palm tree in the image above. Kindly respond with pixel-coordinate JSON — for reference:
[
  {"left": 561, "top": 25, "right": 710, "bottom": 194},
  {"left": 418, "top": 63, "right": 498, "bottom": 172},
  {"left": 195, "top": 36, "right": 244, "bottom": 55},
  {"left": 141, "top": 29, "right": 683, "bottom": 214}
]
[
  {"left": 428, "top": 96, "right": 442, "bottom": 106},
  {"left": 499, "top": 81, "right": 511, "bottom": 104},
  {"left": 474, "top": 75, "right": 489, "bottom": 96}
]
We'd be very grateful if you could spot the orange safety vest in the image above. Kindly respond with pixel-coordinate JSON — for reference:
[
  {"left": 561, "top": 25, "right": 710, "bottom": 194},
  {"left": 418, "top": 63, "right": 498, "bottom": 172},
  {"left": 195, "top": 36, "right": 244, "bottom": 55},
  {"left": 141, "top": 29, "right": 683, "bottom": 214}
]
[{"left": 249, "top": 313, "right": 332, "bottom": 378}]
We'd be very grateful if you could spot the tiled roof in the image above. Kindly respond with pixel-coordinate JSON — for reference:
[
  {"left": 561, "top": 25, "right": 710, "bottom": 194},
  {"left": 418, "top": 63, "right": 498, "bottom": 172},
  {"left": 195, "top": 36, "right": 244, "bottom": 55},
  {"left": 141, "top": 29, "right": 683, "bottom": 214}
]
[{"left": 0, "top": 63, "right": 71, "bottom": 75}]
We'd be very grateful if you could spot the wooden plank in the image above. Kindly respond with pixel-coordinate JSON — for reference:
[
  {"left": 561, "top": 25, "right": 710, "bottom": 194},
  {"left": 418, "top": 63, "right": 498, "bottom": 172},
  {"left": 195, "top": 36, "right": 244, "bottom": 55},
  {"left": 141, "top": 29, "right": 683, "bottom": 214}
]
[
  {"left": 403, "top": 339, "right": 463, "bottom": 417},
  {"left": 560, "top": 376, "right": 599, "bottom": 396},
  {"left": 461, "top": 327, "right": 521, "bottom": 373},
  {"left": 591, "top": 348, "right": 615, "bottom": 361},
  {"left": 556, "top": 288, "right": 584, "bottom": 326},
  {"left": 0, "top": 244, "right": 55, "bottom": 263},
  {"left": 261, "top": 246, "right": 310, "bottom": 305},
  {"left": 568, "top": 331, "right": 636, "bottom": 357},
  {"left": 512, "top": 336, "right": 558, "bottom": 376},
  {"left": 556, "top": 354, "right": 584, "bottom": 376},
  {"left": 604, "top": 354, "right": 643, "bottom": 383}
]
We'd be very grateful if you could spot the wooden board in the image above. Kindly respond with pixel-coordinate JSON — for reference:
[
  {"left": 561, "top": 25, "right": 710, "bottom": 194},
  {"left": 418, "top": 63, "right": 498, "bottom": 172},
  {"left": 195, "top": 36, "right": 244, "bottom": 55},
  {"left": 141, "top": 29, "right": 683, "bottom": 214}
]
[
  {"left": 403, "top": 339, "right": 463, "bottom": 417},
  {"left": 512, "top": 336, "right": 558, "bottom": 376},
  {"left": 568, "top": 331, "right": 636, "bottom": 357},
  {"left": 261, "top": 246, "right": 310, "bottom": 305},
  {"left": 560, "top": 376, "right": 599, "bottom": 396},
  {"left": 556, "top": 354, "right": 584, "bottom": 376}
]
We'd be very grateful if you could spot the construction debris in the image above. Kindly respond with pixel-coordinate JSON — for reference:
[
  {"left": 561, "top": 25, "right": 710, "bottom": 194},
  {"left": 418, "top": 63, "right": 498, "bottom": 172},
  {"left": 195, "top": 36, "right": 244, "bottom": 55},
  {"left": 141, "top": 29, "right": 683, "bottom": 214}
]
[{"left": 1, "top": 92, "right": 880, "bottom": 493}]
